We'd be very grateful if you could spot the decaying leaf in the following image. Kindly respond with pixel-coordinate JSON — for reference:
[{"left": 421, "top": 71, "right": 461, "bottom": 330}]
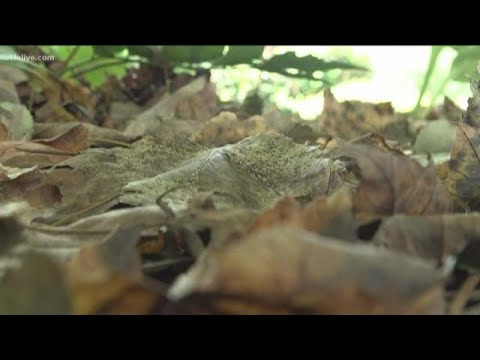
[
  {"left": 33, "top": 122, "right": 138, "bottom": 148},
  {"left": 42, "top": 134, "right": 203, "bottom": 225},
  {"left": 0, "top": 102, "right": 33, "bottom": 141},
  {"left": 0, "top": 79, "right": 20, "bottom": 104},
  {"left": 190, "top": 112, "right": 276, "bottom": 147},
  {"left": 316, "top": 89, "right": 396, "bottom": 140},
  {"left": 464, "top": 79, "right": 480, "bottom": 129},
  {"left": 168, "top": 226, "right": 445, "bottom": 314},
  {"left": 34, "top": 78, "right": 96, "bottom": 124},
  {"left": 0, "top": 166, "right": 62, "bottom": 208},
  {"left": 120, "top": 133, "right": 348, "bottom": 214},
  {"left": 0, "top": 253, "right": 71, "bottom": 315},
  {"left": 373, "top": 213, "right": 480, "bottom": 266},
  {"left": 174, "top": 80, "right": 218, "bottom": 121},
  {"left": 345, "top": 145, "right": 453, "bottom": 223},
  {"left": 33, "top": 123, "right": 89, "bottom": 153},
  {"left": 247, "top": 189, "right": 357, "bottom": 242},
  {"left": 124, "top": 76, "right": 213, "bottom": 138},
  {"left": 65, "top": 226, "right": 159, "bottom": 314},
  {"left": 0, "top": 163, "right": 37, "bottom": 182},
  {"left": 438, "top": 123, "right": 480, "bottom": 210}
]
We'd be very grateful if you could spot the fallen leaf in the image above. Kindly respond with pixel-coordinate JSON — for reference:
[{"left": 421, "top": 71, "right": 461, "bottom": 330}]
[
  {"left": 345, "top": 145, "right": 453, "bottom": 223},
  {"left": 168, "top": 225, "right": 445, "bottom": 314},
  {"left": 0, "top": 102, "right": 33, "bottom": 141},
  {"left": 175, "top": 80, "right": 218, "bottom": 121},
  {"left": 124, "top": 76, "right": 212, "bottom": 138},
  {"left": 0, "top": 253, "right": 71, "bottom": 315},
  {"left": 33, "top": 123, "right": 89, "bottom": 153},
  {"left": 35, "top": 78, "right": 96, "bottom": 124},
  {"left": 247, "top": 189, "right": 357, "bottom": 242},
  {"left": 190, "top": 112, "right": 276, "bottom": 147},
  {"left": 438, "top": 122, "right": 480, "bottom": 210},
  {"left": 0, "top": 78, "right": 20, "bottom": 103},
  {"left": 65, "top": 226, "right": 159, "bottom": 314},
  {"left": 120, "top": 133, "right": 348, "bottom": 214},
  {"left": 33, "top": 122, "right": 138, "bottom": 148},
  {"left": 0, "top": 167, "right": 62, "bottom": 208},
  {"left": 373, "top": 213, "right": 480, "bottom": 265},
  {"left": 42, "top": 134, "right": 203, "bottom": 225},
  {"left": 316, "top": 89, "right": 396, "bottom": 140},
  {"left": 464, "top": 79, "right": 480, "bottom": 129}
]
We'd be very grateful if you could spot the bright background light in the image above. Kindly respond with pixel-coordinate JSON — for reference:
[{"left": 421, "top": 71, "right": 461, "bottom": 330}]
[{"left": 212, "top": 46, "right": 472, "bottom": 120}]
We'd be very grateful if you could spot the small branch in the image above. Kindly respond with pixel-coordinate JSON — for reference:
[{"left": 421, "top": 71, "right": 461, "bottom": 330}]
[
  {"left": 59, "top": 46, "right": 80, "bottom": 74},
  {"left": 89, "top": 137, "right": 132, "bottom": 148}
]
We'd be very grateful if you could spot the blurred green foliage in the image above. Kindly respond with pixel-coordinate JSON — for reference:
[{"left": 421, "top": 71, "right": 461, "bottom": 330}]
[
  {"left": 20, "top": 45, "right": 367, "bottom": 90},
  {"left": 415, "top": 46, "right": 480, "bottom": 114},
  {"left": 2, "top": 45, "right": 479, "bottom": 119}
]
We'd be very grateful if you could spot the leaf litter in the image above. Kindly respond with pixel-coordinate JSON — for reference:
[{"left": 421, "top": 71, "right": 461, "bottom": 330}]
[{"left": 2, "top": 59, "right": 480, "bottom": 315}]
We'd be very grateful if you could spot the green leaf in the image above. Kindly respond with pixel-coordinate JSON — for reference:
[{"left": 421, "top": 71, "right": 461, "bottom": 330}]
[
  {"left": 450, "top": 46, "right": 480, "bottom": 82},
  {"left": 44, "top": 46, "right": 94, "bottom": 66},
  {"left": 93, "top": 46, "right": 127, "bottom": 57},
  {"left": 161, "top": 46, "right": 225, "bottom": 63},
  {"left": 253, "top": 52, "right": 367, "bottom": 80},
  {"left": 413, "top": 46, "right": 445, "bottom": 114},
  {"left": 213, "top": 46, "right": 264, "bottom": 66},
  {"left": 126, "top": 46, "right": 157, "bottom": 58},
  {"left": 83, "top": 62, "right": 129, "bottom": 88}
]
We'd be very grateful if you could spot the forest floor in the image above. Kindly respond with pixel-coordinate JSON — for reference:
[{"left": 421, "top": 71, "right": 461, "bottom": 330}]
[{"left": 0, "top": 61, "right": 478, "bottom": 315}]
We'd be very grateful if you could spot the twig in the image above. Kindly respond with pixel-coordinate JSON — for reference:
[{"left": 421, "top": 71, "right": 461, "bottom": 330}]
[
  {"left": 59, "top": 46, "right": 80, "bottom": 75},
  {"left": 68, "top": 58, "right": 140, "bottom": 79},
  {"left": 51, "top": 194, "right": 121, "bottom": 226},
  {"left": 89, "top": 137, "right": 132, "bottom": 148},
  {"left": 14, "top": 146, "right": 78, "bottom": 157},
  {"left": 24, "top": 223, "right": 110, "bottom": 235}
]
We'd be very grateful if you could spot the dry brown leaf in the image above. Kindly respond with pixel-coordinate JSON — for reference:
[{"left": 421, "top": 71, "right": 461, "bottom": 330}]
[
  {"left": 124, "top": 76, "right": 213, "bottom": 138},
  {"left": 35, "top": 78, "right": 96, "bottom": 124},
  {"left": 345, "top": 145, "right": 453, "bottom": 223},
  {"left": 190, "top": 112, "right": 276, "bottom": 146},
  {"left": 0, "top": 103, "right": 33, "bottom": 141},
  {"left": 464, "top": 80, "right": 480, "bottom": 129},
  {"left": 168, "top": 225, "right": 444, "bottom": 314},
  {"left": 247, "top": 189, "right": 357, "bottom": 241},
  {"left": 373, "top": 213, "right": 480, "bottom": 265},
  {"left": 316, "top": 89, "right": 396, "bottom": 140},
  {"left": 438, "top": 123, "right": 480, "bottom": 210},
  {"left": 33, "top": 122, "right": 138, "bottom": 148},
  {"left": 65, "top": 226, "right": 159, "bottom": 314},
  {"left": 33, "top": 123, "right": 89, "bottom": 153},
  {"left": 0, "top": 78, "right": 20, "bottom": 104},
  {"left": 0, "top": 141, "right": 75, "bottom": 168},
  {"left": 175, "top": 80, "right": 218, "bottom": 122},
  {"left": 0, "top": 253, "right": 71, "bottom": 314}
]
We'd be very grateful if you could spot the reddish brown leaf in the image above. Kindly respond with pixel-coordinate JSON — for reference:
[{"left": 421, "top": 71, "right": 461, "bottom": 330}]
[
  {"left": 247, "top": 189, "right": 357, "bottom": 241},
  {"left": 65, "top": 227, "right": 160, "bottom": 315},
  {"left": 346, "top": 145, "right": 453, "bottom": 223},
  {"left": 34, "top": 123, "right": 89, "bottom": 153},
  {"left": 373, "top": 213, "right": 480, "bottom": 265},
  {"left": 316, "top": 89, "right": 396, "bottom": 140},
  {"left": 438, "top": 123, "right": 480, "bottom": 210},
  {"left": 168, "top": 226, "right": 444, "bottom": 314}
]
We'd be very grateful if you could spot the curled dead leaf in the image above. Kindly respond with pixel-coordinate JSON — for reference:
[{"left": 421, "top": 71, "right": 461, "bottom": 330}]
[
  {"left": 345, "top": 145, "right": 453, "bottom": 223},
  {"left": 168, "top": 225, "right": 444, "bottom": 314}
]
